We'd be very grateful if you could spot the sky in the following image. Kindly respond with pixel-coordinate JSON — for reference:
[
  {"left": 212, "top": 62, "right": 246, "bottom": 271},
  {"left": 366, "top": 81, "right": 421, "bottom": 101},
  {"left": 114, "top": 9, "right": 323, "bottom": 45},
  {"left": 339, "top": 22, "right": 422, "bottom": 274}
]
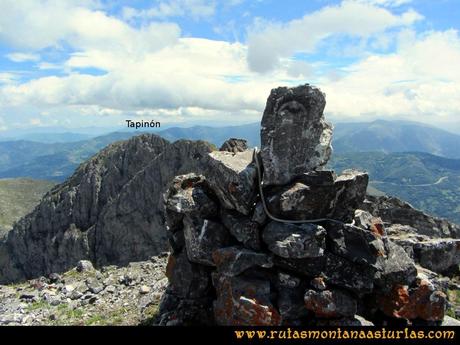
[{"left": 0, "top": 0, "right": 459, "bottom": 133}]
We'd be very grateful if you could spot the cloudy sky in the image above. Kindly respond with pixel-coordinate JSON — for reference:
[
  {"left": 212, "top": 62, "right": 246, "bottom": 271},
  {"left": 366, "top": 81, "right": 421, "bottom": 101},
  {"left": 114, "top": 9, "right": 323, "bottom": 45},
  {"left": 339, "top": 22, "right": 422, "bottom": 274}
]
[{"left": 0, "top": 0, "right": 459, "bottom": 132}]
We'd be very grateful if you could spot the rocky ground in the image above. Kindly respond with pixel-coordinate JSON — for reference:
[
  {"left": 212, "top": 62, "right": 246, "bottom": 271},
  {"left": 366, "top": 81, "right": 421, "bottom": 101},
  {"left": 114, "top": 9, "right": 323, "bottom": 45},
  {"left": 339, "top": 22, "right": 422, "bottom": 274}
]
[{"left": 0, "top": 255, "right": 167, "bottom": 326}]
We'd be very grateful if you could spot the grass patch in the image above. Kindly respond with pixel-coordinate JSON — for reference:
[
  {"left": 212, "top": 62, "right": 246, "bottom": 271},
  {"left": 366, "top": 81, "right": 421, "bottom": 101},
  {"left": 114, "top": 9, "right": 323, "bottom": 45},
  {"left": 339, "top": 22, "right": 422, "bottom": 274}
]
[
  {"left": 139, "top": 303, "right": 160, "bottom": 326},
  {"left": 26, "top": 300, "right": 49, "bottom": 312},
  {"left": 66, "top": 307, "right": 84, "bottom": 319}
]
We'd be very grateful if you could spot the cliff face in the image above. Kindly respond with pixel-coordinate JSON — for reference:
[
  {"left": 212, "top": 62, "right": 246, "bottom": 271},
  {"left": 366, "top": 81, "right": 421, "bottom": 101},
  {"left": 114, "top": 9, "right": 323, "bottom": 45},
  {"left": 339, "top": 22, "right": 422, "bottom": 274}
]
[{"left": 0, "top": 135, "right": 214, "bottom": 283}]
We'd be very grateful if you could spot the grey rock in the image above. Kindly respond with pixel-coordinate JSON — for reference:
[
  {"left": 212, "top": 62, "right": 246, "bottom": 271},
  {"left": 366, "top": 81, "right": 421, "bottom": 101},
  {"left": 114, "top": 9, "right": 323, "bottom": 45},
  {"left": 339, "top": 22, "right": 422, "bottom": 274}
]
[
  {"left": 276, "top": 272, "right": 309, "bottom": 320},
  {"left": 274, "top": 253, "right": 376, "bottom": 294},
  {"left": 48, "top": 296, "right": 61, "bottom": 306},
  {"left": 119, "top": 272, "right": 139, "bottom": 286},
  {"left": 362, "top": 195, "right": 460, "bottom": 239},
  {"left": 164, "top": 174, "right": 218, "bottom": 220},
  {"left": 388, "top": 225, "right": 460, "bottom": 273},
  {"left": 105, "top": 285, "right": 116, "bottom": 294},
  {"left": 76, "top": 260, "right": 94, "bottom": 273},
  {"left": 158, "top": 292, "right": 214, "bottom": 326},
  {"left": 265, "top": 175, "right": 336, "bottom": 221},
  {"left": 48, "top": 273, "right": 62, "bottom": 284},
  {"left": 212, "top": 246, "right": 273, "bottom": 276},
  {"left": 331, "top": 170, "right": 369, "bottom": 222},
  {"left": 164, "top": 251, "right": 211, "bottom": 299},
  {"left": 354, "top": 209, "right": 386, "bottom": 236},
  {"left": 213, "top": 274, "right": 281, "bottom": 326},
  {"left": 414, "top": 238, "right": 460, "bottom": 274},
  {"left": 304, "top": 289, "right": 357, "bottom": 318},
  {"left": 262, "top": 221, "right": 326, "bottom": 259},
  {"left": 260, "top": 84, "right": 332, "bottom": 186},
  {"left": 219, "top": 138, "right": 248, "bottom": 153},
  {"left": 70, "top": 289, "right": 83, "bottom": 300},
  {"left": 139, "top": 285, "right": 150, "bottom": 294},
  {"left": 19, "top": 291, "right": 38, "bottom": 301},
  {"left": 375, "top": 241, "right": 417, "bottom": 291},
  {"left": 183, "top": 216, "right": 230, "bottom": 266},
  {"left": 416, "top": 266, "right": 450, "bottom": 293},
  {"left": 221, "top": 210, "right": 261, "bottom": 250},
  {"left": 204, "top": 150, "right": 257, "bottom": 215},
  {"left": 86, "top": 278, "right": 104, "bottom": 294},
  {"left": 252, "top": 202, "right": 267, "bottom": 226},
  {"left": 325, "top": 222, "right": 387, "bottom": 268}
]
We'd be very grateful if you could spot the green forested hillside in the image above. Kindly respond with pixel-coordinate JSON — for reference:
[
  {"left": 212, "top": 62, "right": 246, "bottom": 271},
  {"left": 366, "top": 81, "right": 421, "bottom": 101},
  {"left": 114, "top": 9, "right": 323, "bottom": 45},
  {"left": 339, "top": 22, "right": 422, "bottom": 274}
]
[
  {"left": 329, "top": 152, "right": 460, "bottom": 224},
  {"left": 0, "top": 178, "right": 55, "bottom": 237}
]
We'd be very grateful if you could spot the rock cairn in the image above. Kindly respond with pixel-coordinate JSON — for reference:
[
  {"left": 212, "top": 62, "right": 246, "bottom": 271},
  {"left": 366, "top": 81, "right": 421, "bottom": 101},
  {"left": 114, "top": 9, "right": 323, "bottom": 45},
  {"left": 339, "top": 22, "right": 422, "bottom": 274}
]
[{"left": 158, "top": 84, "right": 448, "bottom": 326}]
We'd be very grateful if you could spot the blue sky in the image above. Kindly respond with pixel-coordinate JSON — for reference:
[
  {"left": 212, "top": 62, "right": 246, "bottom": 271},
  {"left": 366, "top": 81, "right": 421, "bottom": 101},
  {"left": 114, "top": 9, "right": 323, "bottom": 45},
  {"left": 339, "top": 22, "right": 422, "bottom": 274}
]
[{"left": 0, "top": 0, "right": 459, "bottom": 133}]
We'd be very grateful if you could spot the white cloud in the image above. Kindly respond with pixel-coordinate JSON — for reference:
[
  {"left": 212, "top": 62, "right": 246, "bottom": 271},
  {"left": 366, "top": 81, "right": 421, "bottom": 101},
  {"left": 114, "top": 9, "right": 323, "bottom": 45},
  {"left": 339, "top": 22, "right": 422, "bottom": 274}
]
[
  {"left": 247, "top": 0, "right": 422, "bottom": 73},
  {"left": 0, "top": 0, "right": 180, "bottom": 52},
  {"left": 0, "top": 38, "right": 278, "bottom": 115},
  {"left": 122, "top": 0, "right": 216, "bottom": 21},
  {"left": 320, "top": 29, "right": 460, "bottom": 126},
  {"left": 0, "top": 0, "right": 459, "bottom": 131},
  {"left": 356, "top": 0, "right": 413, "bottom": 7},
  {"left": 0, "top": 73, "right": 17, "bottom": 85},
  {"left": 6, "top": 53, "right": 40, "bottom": 62}
]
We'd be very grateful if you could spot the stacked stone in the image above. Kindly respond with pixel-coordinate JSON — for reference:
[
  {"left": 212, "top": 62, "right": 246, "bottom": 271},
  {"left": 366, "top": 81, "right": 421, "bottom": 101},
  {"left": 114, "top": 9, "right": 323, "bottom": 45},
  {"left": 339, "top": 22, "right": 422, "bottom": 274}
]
[{"left": 158, "top": 84, "right": 447, "bottom": 326}]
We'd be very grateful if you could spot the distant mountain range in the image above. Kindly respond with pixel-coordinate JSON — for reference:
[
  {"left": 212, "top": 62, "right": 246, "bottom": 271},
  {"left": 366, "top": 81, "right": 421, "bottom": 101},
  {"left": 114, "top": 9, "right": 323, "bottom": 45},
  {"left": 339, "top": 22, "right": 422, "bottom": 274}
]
[
  {"left": 0, "top": 120, "right": 459, "bottom": 224},
  {"left": 333, "top": 120, "right": 460, "bottom": 158}
]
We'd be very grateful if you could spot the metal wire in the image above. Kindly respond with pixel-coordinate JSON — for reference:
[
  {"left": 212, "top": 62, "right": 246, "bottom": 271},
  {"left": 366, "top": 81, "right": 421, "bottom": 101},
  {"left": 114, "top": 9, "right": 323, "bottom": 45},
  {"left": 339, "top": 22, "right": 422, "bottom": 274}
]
[{"left": 253, "top": 147, "right": 344, "bottom": 225}]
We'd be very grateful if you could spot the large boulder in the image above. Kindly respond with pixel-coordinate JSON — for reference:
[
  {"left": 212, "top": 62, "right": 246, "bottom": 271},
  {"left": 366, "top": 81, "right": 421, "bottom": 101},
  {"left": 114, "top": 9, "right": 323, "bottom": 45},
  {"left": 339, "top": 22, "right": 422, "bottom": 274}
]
[
  {"left": 260, "top": 84, "right": 332, "bottom": 186},
  {"left": 204, "top": 150, "right": 257, "bottom": 215}
]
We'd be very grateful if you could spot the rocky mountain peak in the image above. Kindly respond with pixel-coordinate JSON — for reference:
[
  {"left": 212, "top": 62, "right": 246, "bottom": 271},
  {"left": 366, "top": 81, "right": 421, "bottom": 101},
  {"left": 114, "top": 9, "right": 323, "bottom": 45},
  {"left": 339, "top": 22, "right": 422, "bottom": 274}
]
[{"left": 0, "top": 84, "right": 458, "bottom": 326}]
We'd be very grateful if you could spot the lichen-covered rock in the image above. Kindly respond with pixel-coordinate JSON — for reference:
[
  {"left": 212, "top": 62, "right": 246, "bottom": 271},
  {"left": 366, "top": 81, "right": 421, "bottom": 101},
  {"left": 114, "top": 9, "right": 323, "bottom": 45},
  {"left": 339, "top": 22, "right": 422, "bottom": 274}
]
[
  {"left": 414, "top": 239, "right": 460, "bottom": 274},
  {"left": 375, "top": 241, "right": 417, "bottom": 291},
  {"left": 325, "top": 222, "right": 387, "bottom": 268},
  {"left": 378, "top": 279, "right": 447, "bottom": 321},
  {"left": 274, "top": 253, "right": 376, "bottom": 295},
  {"left": 331, "top": 170, "right": 369, "bottom": 222},
  {"left": 76, "top": 260, "right": 94, "bottom": 273},
  {"left": 204, "top": 150, "right": 257, "bottom": 215},
  {"left": 276, "top": 272, "right": 309, "bottom": 321},
  {"left": 265, "top": 174, "right": 336, "bottom": 221},
  {"left": 354, "top": 209, "right": 386, "bottom": 236},
  {"left": 221, "top": 210, "right": 261, "bottom": 250},
  {"left": 304, "top": 289, "right": 357, "bottom": 318},
  {"left": 263, "top": 221, "right": 326, "bottom": 259},
  {"left": 212, "top": 246, "right": 273, "bottom": 276},
  {"left": 164, "top": 251, "right": 212, "bottom": 299},
  {"left": 183, "top": 217, "right": 230, "bottom": 266},
  {"left": 219, "top": 138, "right": 248, "bottom": 153},
  {"left": 260, "top": 84, "right": 332, "bottom": 186},
  {"left": 164, "top": 174, "right": 218, "bottom": 220},
  {"left": 213, "top": 275, "right": 281, "bottom": 326}
]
